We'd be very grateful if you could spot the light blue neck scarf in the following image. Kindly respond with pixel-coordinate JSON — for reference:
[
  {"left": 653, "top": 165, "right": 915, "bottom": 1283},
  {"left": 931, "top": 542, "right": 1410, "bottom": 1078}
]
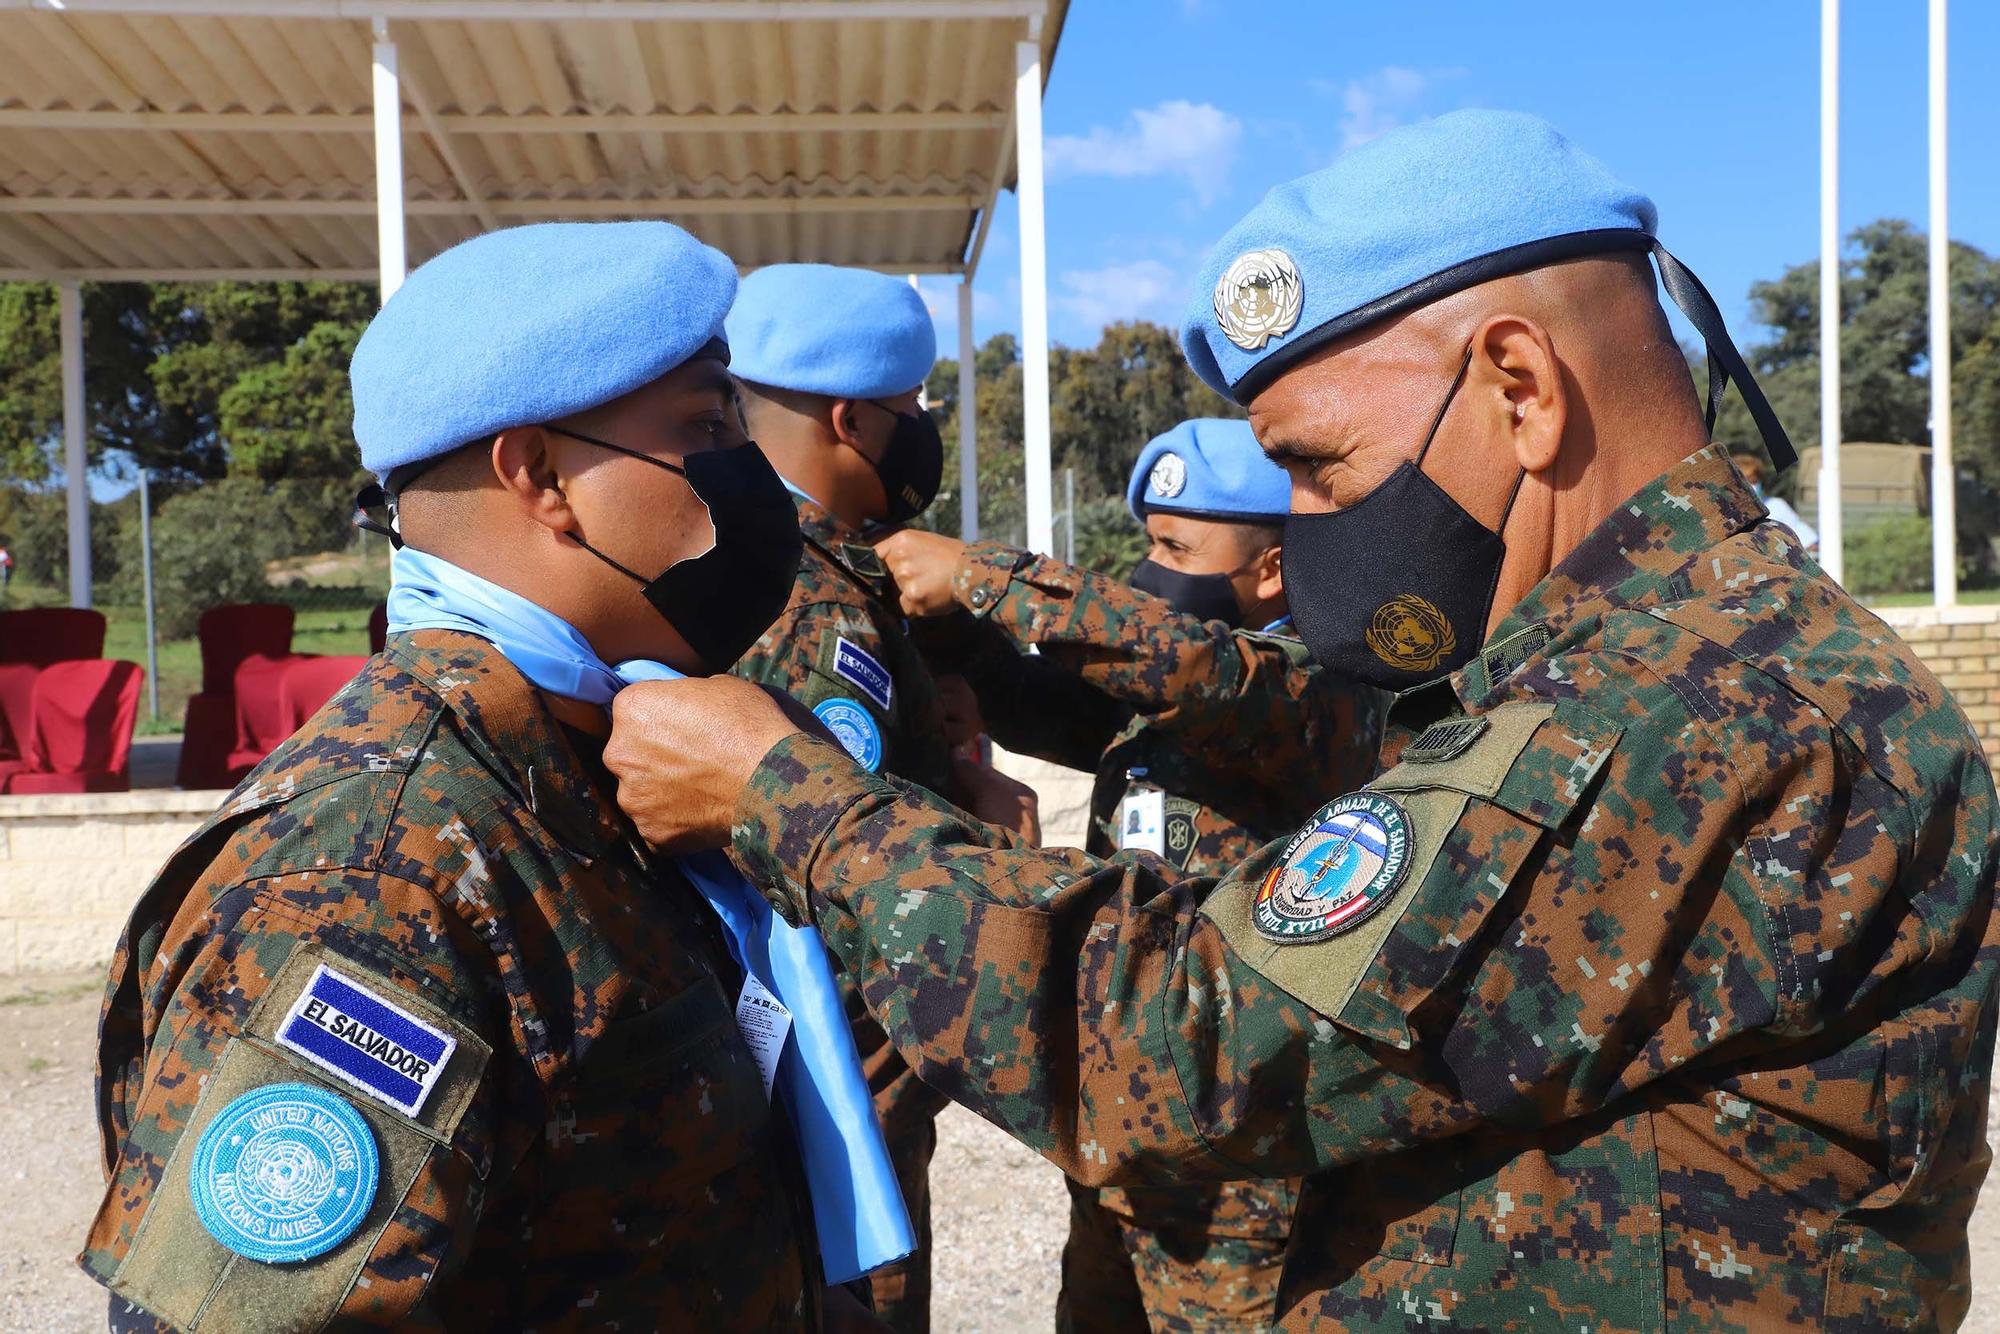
[{"left": 387, "top": 545, "right": 914, "bottom": 1283}]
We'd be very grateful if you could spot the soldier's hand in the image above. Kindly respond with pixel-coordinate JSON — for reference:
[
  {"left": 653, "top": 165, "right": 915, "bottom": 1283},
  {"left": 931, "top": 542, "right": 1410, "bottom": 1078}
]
[
  {"left": 935, "top": 673, "right": 985, "bottom": 747},
  {"left": 873, "top": 528, "right": 965, "bottom": 617},
  {"left": 606, "top": 677, "right": 804, "bottom": 851},
  {"left": 952, "top": 751, "right": 1042, "bottom": 847}
]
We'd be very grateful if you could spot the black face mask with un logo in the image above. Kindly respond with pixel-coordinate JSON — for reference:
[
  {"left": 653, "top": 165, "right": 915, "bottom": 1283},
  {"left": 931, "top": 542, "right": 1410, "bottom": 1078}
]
[{"left": 1281, "top": 344, "right": 1522, "bottom": 692}]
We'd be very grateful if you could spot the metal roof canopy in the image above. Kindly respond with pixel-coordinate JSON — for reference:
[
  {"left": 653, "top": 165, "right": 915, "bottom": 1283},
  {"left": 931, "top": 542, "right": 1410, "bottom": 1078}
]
[{"left": 0, "top": 0, "right": 1068, "bottom": 607}]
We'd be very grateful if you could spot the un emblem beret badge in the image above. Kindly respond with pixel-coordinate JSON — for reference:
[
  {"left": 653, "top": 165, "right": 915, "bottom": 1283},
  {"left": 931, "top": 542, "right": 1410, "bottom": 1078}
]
[
  {"left": 1149, "top": 452, "right": 1188, "bottom": 499},
  {"left": 1253, "top": 792, "right": 1412, "bottom": 943},
  {"left": 1213, "top": 248, "right": 1304, "bottom": 352},
  {"left": 190, "top": 1082, "right": 380, "bottom": 1263}
]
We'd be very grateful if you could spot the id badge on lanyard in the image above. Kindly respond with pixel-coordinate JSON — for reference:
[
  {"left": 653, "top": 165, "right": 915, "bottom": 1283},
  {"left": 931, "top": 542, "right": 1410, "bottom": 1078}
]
[{"left": 1117, "top": 768, "right": 1167, "bottom": 857}]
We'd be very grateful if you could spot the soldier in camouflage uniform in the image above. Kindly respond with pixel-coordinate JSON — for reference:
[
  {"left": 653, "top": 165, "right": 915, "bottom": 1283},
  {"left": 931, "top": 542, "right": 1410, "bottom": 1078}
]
[
  {"left": 723, "top": 264, "right": 960, "bottom": 1333},
  {"left": 607, "top": 112, "right": 2000, "bottom": 1330},
  {"left": 877, "top": 418, "right": 1384, "bottom": 1332},
  {"left": 81, "top": 223, "right": 889, "bottom": 1331}
]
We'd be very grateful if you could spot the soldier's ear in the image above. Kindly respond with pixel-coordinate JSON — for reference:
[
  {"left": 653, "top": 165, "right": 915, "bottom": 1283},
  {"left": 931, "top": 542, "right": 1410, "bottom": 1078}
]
[
  {"left": 491, "top": 426, "right": 578, "bottom": 535},
  {"left": 1474, "top": 314, "right": 1566, "bottom": 476},
  {"left": 829, "top": 398, "right": 869, "bottom": 449},
  {"left": 1253, "top": 543, "right": 1284, "bottom": 603}
]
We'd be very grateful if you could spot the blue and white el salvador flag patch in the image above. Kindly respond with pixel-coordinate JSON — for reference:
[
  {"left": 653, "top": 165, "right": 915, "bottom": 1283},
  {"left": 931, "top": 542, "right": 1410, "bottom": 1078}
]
[
  {"left": 275, "top": 963, "right": 457, "bottom": 1117},
  {"left": 832, "top": 637, "right": 894, "bottom": 712}
]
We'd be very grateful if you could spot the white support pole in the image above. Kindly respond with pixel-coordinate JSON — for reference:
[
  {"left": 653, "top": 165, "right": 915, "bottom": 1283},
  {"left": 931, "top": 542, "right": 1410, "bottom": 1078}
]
[
  {"left": 958, "top": 279, "right": 979, "bottom": 541},
  {"left": 1929, "top": 0, "right": 1955, "bottom": 606},
  {"left": 57, "top": 284, "right": 90, "bottom": 612},
  {"left": 1817, "top": 0, "right": 1843, "bottom": 582},
  {"left": 1015, "top": 27, "right": 1053, "bottom": 555},
  {"left": 372, "top": 18, "right": 406, "bottom": 303},
  {"left": 908, "top": 274, "right": 928, "bottom": 409},
  {"left": 59, "top": 280, "right": 90, "bottom": 609}
]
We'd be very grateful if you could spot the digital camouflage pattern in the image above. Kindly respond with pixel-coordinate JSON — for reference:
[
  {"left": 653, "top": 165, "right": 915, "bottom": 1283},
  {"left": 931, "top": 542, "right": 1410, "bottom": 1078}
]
[
  {"left": 732, "top": 496, "right": 953, "bottom": 1333},
  {"left": 730, "top": 447, "right": 2000, "bottom": 1331},
  {"left": 83, "top": 632, "right": 822, "bottom": 1332},
  {"left": 923, "top": 544, "right": 1383, "bottom": 1331}
]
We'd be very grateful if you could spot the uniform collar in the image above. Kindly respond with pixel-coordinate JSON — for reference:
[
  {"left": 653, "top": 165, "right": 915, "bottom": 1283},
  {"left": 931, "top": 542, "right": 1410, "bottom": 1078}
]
[
  {"left": 383, "top": 629, "right": 625, "bottom": 859},
  {"left": 1393, "top": 445, "right": 1767, "bottom": 725},
  {"left": 795, "top": 497, "right": 897, "bottom": 596}
]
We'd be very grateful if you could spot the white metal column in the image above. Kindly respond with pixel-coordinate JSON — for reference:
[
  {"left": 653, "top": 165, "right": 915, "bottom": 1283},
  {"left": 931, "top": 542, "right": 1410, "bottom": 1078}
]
[
  {"left": 1929, "top": 0, "right": 1955, "bottom": 605},
  {"left": 59, "top": 280, "right": 89, "bottom": 609},
  {"left": 1817, "top": 0, "right": 1843, "bottom": 581},
  {"left": 372, "top": 18, "right": 407, "bottom": 303},
  {"left": 958, "top": 279, "right": 979, "bottom": 541},
  {"left": 908, "top": 274, "right": 928, "bottom": 409},
  {"left": 1015, "top": 24, "right": 1053, "bottom": 555}
]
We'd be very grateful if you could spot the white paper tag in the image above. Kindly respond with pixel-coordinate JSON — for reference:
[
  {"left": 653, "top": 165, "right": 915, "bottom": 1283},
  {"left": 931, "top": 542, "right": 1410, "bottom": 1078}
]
[
  {"left": 734, "top": 973, "right": 793, "bottom": 1100},
  {"left": 1118, "top": 788, "right": 1166, "bottom": 857}
]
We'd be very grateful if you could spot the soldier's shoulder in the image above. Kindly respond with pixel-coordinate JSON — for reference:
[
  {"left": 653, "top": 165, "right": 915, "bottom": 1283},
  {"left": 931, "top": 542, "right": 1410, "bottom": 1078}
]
[{"left": 181, "top": 655, "right": 510, "bottom": 903}]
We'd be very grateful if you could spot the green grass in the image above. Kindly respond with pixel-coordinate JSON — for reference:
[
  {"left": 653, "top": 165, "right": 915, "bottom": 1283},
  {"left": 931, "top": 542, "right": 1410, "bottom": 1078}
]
[{"left": 1862, "top": 588, "right": 2000, "bottom": 608}]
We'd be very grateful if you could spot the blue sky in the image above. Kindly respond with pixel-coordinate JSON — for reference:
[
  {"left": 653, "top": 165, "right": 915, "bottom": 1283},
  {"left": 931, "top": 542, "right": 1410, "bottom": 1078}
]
[{"left": 917, "top": 0, "right": 2000, "bottom": 357}]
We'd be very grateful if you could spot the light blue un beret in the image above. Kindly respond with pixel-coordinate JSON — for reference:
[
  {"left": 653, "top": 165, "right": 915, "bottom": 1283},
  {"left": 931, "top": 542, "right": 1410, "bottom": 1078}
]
[
  {"left": 1181, "top": 110, "right": 1657, "bottom": 405},
  {"left": 1127, "top": 418, "right": 1289, "bottom": 524},
  {"left": 726, "top": 264, "right": 937, "bottom": 399},
  {"left": 350, "top": 221, "right": 737, "bottom": 478}
]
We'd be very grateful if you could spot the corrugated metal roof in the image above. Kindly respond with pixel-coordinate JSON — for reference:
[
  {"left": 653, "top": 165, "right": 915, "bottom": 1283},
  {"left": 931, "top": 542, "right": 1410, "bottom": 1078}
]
[{"left": 0, "top": 0, "right": 1067, "bottom": 280}]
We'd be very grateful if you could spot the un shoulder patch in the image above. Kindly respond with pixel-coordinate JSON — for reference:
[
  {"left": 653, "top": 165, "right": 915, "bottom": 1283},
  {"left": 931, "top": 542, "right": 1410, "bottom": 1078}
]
[
  {"left": 275, "top": 963, "right": 457, "bottom": 1117},
  {"left": 1404, "top": 715, "right": 1488, "bottom": 764},
  {"left": 190, "top": 1082, "right": 379, "bottom": 1263},
  {"left": 1252, "top": 792, "right": 1412, "bottom": 943},
  {"left": 813, "top": 697, "right": 884, "bottom": 772}
]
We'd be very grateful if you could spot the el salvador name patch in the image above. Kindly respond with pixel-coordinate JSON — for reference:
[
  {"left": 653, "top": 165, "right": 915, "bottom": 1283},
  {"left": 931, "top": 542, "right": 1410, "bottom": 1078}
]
[
  {"left": 814, "top": 697, "right": 884, "bottom": 771},
  {"left": 832, "top": 637, "right": 894, "bottom": 712},
  {"left": 276, "top": 963, "right": 457, "bottom": 1117},
  {"left": 1253, "top": 792, "right": 1412, "bottom": 943},
  {"left": 191, "top": 1082, "right": 379, "bottom": 1263}
]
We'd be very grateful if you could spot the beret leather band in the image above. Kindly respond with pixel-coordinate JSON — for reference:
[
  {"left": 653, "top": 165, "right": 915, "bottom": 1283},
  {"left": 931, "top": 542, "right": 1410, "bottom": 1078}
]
[{"left": 1225, "top": 226, "right": 1795, "bottom": 475}]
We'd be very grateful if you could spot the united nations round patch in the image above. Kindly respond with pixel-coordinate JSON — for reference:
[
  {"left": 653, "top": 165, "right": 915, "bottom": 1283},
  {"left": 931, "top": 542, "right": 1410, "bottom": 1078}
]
[
  {"left": 1252, "top": 792, "right": 1412, "bottom": 943},
  {"left": 1149, "top": 452, "right": 1188, "bottom": 499},
  {"left": 190, "top": 1082, "right": 379, "bottom": 1264},
  {"left": 813, "top": 697, "right": 884, "bottom": 772}
]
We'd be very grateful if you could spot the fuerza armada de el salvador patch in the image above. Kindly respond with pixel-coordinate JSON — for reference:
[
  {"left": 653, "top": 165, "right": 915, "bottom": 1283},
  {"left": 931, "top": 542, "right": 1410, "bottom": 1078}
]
[
  {"left": 275, "top": 963, "right": 457, "bottom": 1117},
  {"left": 832, "top": 637, "right": 894, "bottom": 713}
]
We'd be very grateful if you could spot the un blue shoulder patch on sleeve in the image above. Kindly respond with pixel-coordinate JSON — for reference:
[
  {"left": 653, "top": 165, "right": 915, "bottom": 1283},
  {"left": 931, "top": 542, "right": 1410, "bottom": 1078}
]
[
  {"left": 274, "top": 963, "right": 457, "bottom": 1117},
  {"left": 190, "top": 1082, "right": 380, "bottom": 1263},
  {"left": 814, "top": 697, "right": 885, "bottom": 771},
  {"left": 831, "top": 637, "right": 894, "bottom": 712}
]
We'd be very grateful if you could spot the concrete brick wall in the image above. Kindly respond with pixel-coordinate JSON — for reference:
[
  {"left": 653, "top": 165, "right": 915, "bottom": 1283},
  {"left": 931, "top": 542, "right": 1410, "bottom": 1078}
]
[
  {"left": 0, "top": 791, "right": 218, "bottom": 973},
  {"left": 1876, "top": 603, "right": 2000, "bottom": 781}
]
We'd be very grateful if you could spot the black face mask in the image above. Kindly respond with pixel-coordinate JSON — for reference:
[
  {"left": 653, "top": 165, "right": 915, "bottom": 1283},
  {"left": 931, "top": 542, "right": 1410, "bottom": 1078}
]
[
  {"left": 857, "top": 401, "right": 944, "bottom": 525},
  {"left": 1283, "top": 345, "right": 1524, "bottom": 691},
  {"left": 1131, "top": 557, "right": 1245, "bottom": 628},
  {"left": 546, "top": 426, "right": 804, "bottom": 673}
]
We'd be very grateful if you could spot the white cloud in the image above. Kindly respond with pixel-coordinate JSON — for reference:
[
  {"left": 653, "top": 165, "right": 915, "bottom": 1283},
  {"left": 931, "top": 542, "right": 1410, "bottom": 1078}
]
[
  {"left": 1052, "top": 259, "right": 1186, "bottom": 338},
  {"left": 1045, "top": 101, "right": 1243, "bottom": 205},
  {"left": 1332, "top": 66, "right": 1438, "bottom": 151}
]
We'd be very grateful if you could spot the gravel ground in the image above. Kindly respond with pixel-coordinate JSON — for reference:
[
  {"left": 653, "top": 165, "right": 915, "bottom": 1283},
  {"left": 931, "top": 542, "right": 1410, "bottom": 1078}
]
[{"left": 6, "top": 969, "right": 1996, "bottom": 1333}]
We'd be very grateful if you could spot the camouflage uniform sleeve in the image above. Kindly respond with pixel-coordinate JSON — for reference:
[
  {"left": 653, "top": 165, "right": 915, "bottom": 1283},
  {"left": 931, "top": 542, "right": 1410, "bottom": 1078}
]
[
  {"left": 730, "top": 642, "right": 1931, "bottom": 1189},
  {"left": 82, "top": 871, "right": 511, "bottom": 1329},
  {"left": 953, "top": 541, "right": 1386, "bottom": 796}
]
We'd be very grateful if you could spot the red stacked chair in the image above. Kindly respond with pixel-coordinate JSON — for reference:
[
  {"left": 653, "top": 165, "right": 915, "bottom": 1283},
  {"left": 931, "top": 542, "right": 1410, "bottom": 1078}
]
[
  {"left": 368, "top": 602, "right": 389, "bottom": 654},
  {"left": 175, "top": 604, "right": 294, "bottom": 790},
  {"left": 0, "top": 659, "right": 144, "bottom": 794},
  {"left": 0, "top": 608, "right": 108, "bottom": 763}
]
